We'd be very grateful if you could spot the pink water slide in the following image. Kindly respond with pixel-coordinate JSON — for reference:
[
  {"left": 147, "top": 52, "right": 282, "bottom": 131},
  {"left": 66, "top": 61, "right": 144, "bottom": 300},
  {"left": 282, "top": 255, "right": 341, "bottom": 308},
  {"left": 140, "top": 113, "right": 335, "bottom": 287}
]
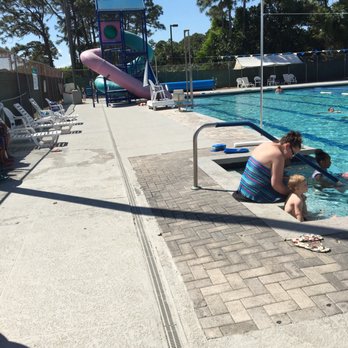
[{"left": 80, "top": 48, "right": 151, "bottom": 99}]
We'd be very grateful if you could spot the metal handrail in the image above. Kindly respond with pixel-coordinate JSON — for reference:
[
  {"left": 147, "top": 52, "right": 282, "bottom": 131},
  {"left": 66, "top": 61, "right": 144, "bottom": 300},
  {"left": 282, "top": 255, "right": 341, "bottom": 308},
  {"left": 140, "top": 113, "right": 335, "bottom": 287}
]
[{"left": 192, "top": 121, "right": 338, "bottom": 190}]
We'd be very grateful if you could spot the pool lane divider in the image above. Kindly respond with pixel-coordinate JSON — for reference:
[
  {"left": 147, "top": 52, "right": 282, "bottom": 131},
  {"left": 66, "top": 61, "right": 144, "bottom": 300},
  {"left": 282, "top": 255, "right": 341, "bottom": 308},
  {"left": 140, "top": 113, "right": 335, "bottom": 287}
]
[{"left": 197, "top": 102, "right": 348, "bottom": 151}]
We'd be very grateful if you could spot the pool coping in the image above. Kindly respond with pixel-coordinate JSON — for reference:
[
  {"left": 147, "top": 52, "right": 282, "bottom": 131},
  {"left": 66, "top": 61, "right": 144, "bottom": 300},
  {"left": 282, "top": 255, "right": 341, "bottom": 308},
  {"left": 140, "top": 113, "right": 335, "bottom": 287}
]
[{"left": 193, "top": 79, "right": 348, "bottom": 97}]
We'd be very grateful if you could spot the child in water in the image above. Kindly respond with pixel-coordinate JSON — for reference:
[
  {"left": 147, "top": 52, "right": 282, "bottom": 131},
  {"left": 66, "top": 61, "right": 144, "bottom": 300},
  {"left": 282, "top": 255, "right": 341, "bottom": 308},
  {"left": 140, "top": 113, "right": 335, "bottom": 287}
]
[
  {"left": 312, "top": 149, "right": 348, "bottom": 190},
  {"left": 275, "top": 86, "right": 283, "bottom": 94},
  {"left": 284, "top": 174, "right": 308, "bottom": 222}
]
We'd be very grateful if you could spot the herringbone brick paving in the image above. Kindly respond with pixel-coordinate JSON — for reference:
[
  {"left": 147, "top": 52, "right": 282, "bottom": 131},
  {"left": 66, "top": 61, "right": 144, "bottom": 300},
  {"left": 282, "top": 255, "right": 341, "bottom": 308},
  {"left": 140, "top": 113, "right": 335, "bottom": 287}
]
[{"left": 130, "top": 150, "right": 348, "bottom": 339}]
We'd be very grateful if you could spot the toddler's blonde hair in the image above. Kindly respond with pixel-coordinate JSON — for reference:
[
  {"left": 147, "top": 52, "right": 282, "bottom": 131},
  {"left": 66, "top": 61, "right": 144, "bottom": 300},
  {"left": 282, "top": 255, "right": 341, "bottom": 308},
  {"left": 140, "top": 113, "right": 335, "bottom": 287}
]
[{"left": 288, "top": 174, "right": 306, "bottom": 192}]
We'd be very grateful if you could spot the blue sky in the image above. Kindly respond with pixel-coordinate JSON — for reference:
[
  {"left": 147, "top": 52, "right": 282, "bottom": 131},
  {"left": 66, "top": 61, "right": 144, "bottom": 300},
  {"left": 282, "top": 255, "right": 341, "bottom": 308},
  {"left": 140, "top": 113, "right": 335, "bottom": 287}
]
[{"left": 150, "top": 0, "right": 211, "bottom": 42}]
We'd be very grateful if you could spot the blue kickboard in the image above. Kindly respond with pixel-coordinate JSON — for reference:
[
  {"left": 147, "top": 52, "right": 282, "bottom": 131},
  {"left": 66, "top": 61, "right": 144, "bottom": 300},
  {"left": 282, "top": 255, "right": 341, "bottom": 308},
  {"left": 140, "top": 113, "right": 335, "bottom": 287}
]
[
  {"left": 211, "top": 143, "right": 226, "bottom": 152},
  {"left": 224, "top": 147, "right": 249, "bottom": 154}
]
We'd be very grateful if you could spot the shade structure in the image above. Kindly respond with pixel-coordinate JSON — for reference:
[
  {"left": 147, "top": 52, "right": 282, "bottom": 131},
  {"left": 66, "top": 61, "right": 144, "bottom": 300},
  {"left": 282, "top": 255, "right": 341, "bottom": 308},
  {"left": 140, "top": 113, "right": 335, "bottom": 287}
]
[{"left": 234, "top": 53, "right": 303, "bottom": 70}]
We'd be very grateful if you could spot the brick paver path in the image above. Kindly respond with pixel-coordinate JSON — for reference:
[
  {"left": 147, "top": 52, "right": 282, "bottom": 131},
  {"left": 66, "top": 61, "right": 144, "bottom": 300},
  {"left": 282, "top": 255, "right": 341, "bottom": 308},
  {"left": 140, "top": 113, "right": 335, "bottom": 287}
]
[{"left": 131, "top": 150, "right": 348, "bottom": 339}]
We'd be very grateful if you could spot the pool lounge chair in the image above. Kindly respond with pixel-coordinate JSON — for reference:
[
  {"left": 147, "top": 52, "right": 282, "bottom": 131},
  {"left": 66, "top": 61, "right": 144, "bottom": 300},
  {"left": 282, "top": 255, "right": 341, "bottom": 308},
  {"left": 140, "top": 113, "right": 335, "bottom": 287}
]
[
  {"left": 13, "top": 103, "right": 80, "bottom": 134},
  {"left": 29, "top": 98, "right": 78, "bottom": 121},
  {"left": 2, "top": 106, "right": 61, "bottom": 148},
  {"left": 236, "top": 77, "right": 254, "bottom": 88},
  {"left": 45, "top": 98, "right": 66, "bottom": 114}
]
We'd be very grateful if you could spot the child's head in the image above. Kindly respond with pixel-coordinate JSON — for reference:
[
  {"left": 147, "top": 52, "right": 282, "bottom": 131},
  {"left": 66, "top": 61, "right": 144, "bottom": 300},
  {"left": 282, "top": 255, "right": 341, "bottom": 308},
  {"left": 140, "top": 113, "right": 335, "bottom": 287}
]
[
  {"left": 288, "top": 174, "right": 308, "bottom": 194},
  {"left": 315, "top": 149, "right": 331, "bottom": 169}
]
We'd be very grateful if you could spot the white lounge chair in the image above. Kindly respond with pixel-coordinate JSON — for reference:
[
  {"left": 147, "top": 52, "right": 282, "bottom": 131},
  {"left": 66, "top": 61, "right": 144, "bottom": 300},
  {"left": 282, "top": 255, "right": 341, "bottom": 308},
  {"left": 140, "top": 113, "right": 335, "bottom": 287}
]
[
  {"left": 2, "top": 106, "right": 61, "bottom": 148},
  {"left": 267, "top": 75, "right": 277, "bottom": 86},
  {"left": 45, "top": 98, "right": 65, "bottom": 114},
  {"left": 236, "top": 77, "right": 254, "bottom": 88},
  {"left": 29, "top": 98, "right": 78, "bottom": 121},
  {"left": 14, "top": 103, "right": 80, "bottom": 134},
  {"left": 243, "top": 77, "right": 254, "bottom": 87}
]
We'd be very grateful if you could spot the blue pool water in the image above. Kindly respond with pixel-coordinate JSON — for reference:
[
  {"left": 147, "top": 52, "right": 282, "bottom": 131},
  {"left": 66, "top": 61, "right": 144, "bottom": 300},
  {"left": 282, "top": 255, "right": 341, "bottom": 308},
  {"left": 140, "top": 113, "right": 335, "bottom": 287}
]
[
  {"left": 286, "top": 163, "right": 347, "bottom": 219},
  {"left": 195, "top": 85, "right": 348, "bottom": 218}
]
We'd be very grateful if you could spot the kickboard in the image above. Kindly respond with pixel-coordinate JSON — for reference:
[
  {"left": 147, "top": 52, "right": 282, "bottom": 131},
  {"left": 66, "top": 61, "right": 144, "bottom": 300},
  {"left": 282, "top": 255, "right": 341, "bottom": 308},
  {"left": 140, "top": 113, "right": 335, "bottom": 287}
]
[
  {"left": 211, "top": 143, "right": 226, "bottom": 152},
  {"left": 224, "top": 147, "right": 249, "bottom": 154}
]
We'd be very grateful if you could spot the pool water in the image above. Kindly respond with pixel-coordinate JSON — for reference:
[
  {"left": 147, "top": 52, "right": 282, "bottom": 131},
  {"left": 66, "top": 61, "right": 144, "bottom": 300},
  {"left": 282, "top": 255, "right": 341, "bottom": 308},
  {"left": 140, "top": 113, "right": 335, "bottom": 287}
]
[
  {"left": 195, "top": 86, "right": 348, "bottom": 218},
  {"left": 223, "top": 160, "right": 347, "bottom": 220},
  {"left": 286, "top": 163, "right": 348, "bottom": 220}
]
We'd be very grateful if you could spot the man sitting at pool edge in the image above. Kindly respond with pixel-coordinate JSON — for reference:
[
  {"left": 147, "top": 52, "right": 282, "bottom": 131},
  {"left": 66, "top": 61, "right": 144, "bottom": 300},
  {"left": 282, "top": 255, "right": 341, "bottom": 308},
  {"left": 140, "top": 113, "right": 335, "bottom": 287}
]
[{"left": 233, "top": 130, "right": 302, "bottom": 203}]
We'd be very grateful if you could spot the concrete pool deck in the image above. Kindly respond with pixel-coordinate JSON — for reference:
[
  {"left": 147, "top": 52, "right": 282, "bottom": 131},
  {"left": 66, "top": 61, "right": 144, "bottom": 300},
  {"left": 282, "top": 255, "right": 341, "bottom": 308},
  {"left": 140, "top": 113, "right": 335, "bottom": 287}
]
[{"left": 0, "top": 95, "right": 348, "bottom": 347}]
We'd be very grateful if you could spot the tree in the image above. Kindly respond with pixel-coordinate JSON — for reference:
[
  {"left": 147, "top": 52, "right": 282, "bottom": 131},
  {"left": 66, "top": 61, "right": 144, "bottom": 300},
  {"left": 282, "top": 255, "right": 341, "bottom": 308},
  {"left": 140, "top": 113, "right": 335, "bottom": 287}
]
[
  {"left": 197, "top": 0, "right": 235, "bottom": 49},
  {"left": 328, "top": 1, "right": 348, "bottom": 48},
  {"left": 51, "top": 0, "right": 164, "bottom": 68},
  {"left": 12, "top": 41, "right": 59, "bottom": 65},
  {"left": 145, "top": 0, "right": 166, "bottom": 36},
  {"left": 0, "top": 0, "right": 58, "bottom": 66},
  {"left": 153, "top": 33, "right": 206, "bottom": 65}
]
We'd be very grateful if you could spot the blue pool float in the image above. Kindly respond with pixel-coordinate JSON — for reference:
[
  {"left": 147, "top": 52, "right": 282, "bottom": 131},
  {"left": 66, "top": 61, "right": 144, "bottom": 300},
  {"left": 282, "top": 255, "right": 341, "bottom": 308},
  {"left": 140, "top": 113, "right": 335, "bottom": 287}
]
[
  {"left": 211, "top": 143, "right": 226, "bottom": 152},
  {"left": 224, "top": 147, "right": 249, "bottom": 154}
]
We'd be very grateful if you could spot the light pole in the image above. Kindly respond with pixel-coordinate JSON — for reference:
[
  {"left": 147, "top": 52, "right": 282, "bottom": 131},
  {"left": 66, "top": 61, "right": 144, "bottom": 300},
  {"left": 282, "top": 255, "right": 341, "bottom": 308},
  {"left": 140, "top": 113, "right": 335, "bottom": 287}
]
[
  {"left": 260, "top": 0, "right": 264, "bottom": 128},
  {"left": 170, "top": 24, "right": 178, "bottom": 64}
]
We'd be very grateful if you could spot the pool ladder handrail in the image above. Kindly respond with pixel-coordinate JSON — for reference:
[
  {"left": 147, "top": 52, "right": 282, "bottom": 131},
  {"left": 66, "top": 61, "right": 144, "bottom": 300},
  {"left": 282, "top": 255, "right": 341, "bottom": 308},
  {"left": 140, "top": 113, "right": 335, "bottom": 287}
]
[{"left": 192, "top": 121, "right": 338, "bottom": 190}]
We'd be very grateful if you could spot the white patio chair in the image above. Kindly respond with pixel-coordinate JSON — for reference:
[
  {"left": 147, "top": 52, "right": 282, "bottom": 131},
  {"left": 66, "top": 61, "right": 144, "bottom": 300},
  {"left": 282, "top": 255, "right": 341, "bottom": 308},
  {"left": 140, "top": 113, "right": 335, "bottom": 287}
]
[
  {"left": 2, "top": 106, "right": 61, "bottom": 148},
  {"left": 254, "top": 76, "right": 261, "bottom": 87},
  {"left": 14, "top": 103, "right": 80, "bottom": 134},
  {"left": 29, "top": 98, "right": 78, "bottom": 121},
  {"left": 267, "top": 75, "right": 277, "bottom": 86},
  {"left": 236, "top": 78, "right": 244, "bottom": 88}
]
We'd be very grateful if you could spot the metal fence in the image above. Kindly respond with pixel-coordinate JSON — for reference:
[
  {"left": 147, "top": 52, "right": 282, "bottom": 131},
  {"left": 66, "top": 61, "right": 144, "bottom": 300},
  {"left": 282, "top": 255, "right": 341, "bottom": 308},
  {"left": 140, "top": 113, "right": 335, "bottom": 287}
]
[
  {"left": 0, "top": 49, "right": 64, "bottom": 116},
  {"left": 3, "top": 48, "right": 343, "bottom": 113},
  {"left": 155, "top": 52, "right": 348, "bottom": 88}
]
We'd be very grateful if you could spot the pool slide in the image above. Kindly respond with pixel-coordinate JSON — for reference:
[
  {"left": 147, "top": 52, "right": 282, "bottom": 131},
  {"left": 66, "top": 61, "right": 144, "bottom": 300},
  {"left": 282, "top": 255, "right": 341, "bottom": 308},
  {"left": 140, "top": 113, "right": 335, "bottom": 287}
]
[{"left": 80, "top": 31, "right": 153, "bottom": 99}]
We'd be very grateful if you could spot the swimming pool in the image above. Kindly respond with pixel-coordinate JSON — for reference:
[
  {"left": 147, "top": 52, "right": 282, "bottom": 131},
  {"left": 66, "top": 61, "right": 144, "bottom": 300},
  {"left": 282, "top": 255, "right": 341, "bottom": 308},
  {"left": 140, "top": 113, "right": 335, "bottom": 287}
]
[{"left": 195, "top": 85, "right": 348, "bottom": 218}]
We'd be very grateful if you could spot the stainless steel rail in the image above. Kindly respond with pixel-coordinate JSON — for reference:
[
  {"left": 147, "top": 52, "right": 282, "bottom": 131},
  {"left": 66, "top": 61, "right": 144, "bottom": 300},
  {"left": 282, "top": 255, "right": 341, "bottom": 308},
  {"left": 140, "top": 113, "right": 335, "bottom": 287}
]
[{"left": 192, "top": 121, "right": 338, "bottom": 190}]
